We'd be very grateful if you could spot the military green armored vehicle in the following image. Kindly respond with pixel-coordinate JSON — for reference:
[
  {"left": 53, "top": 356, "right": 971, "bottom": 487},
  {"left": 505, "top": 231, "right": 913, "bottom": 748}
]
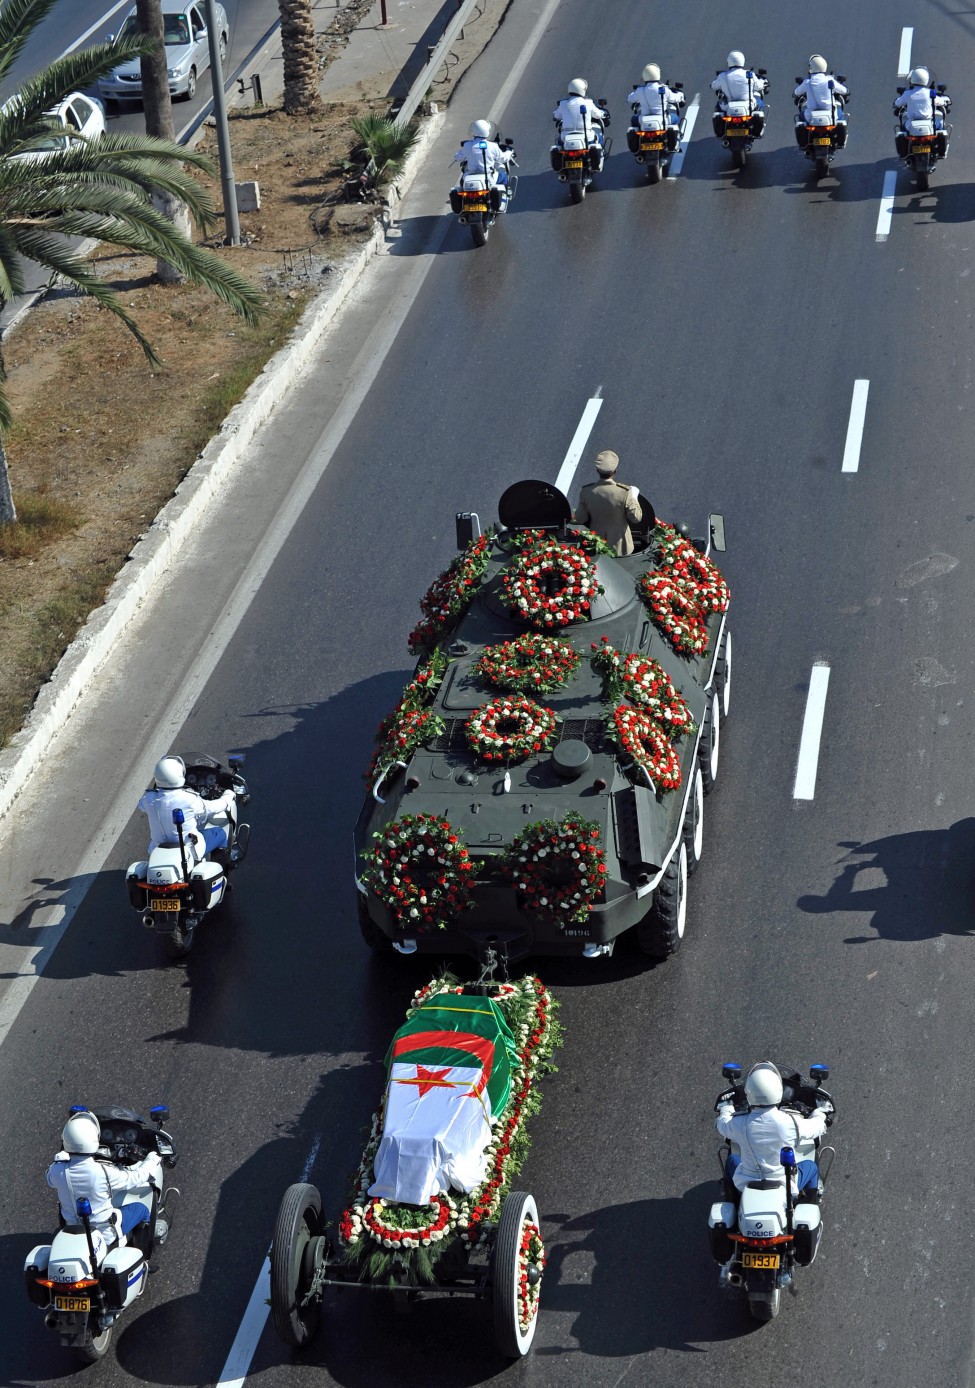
[{"left": 353, "top": 481, "right": 729, "bottom": 965}]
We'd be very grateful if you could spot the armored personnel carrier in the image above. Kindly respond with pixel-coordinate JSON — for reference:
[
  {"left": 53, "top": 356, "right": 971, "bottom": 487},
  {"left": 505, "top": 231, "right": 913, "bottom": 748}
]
[{"left": 353, "top": 481, "right": 730, "bottom": 965}]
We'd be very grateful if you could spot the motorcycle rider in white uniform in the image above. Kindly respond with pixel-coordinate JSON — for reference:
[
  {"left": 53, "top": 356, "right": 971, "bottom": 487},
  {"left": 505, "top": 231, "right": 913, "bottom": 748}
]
[
  {"left": 628, "top": 63, "right": 684, "bottom": 147},
  {"left": 453, "top": 119, "right": 513, "bottom": 190},
  {"left": 46, "top": 1111, "right": 163, "bottom": 1242},
  {"left": 711, "top": 50, "right": 768, "bottom": 112},
  {"left": 138, "top": 755, "right": 234, "bottom": 858},
  {"left": 894, "top": 66, "right": 951, "bottom": 131},
  {"left": 716, "top": 1062, "right": 828, "bottom": 1199},
  {"left": 794, "top": 54, "right": 847, "bottom": 123},
  {"left": 553, "top": 77, "right": 609, "bottom": 152}
]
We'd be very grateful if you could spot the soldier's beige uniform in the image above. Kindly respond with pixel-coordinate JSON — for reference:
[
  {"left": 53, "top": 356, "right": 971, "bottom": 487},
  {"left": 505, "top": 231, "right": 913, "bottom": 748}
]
[{"left": 575, "top": 478, "right": 643, "bottom": 556}]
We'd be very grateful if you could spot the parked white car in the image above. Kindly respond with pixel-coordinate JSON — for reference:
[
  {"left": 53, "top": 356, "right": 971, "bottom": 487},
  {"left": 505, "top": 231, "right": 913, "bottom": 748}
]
[
  {"left": 7, "top": 92, "right": 106, "bottom": 161},
  {"left": 98, "top": 2, "right": 229, "bottom": 105}
]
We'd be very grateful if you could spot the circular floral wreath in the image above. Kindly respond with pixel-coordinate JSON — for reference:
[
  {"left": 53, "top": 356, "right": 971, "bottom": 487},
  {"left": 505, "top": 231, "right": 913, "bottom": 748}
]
[
  {"left": 365, "top": 706, "right": 446, "bottom": 787},
  {"left": 466, "top": 696, "right": 558, "bottom": 763},
  {"left": 612, "top": 705, "right": 683, "bottom": 792},
  {"left": 502, "top": 538, "right": 603, "bottom": 629},
  {"left": 504, "top": 812, "right": 606, "bottom": 923},
  {"left": 474, "top": 632, "right": 581, "bottom": 694},
  {"left": 518, "top": 1222, "right": 546, "bottom": 1332},
  {"left": 655, "top": 523, "right": 731, "bottom": 615},
  {"left": 362, "top": 813, "right": 474, "bottom": 931},
  {"left": 638, "top": 573, "right": 710, "bottom": 656},
  {"left": 408, "top": 533, "right": 492, "bottom": 655},
  {"left": 590, "top": 637, "right": 695, "bottom": 736}
]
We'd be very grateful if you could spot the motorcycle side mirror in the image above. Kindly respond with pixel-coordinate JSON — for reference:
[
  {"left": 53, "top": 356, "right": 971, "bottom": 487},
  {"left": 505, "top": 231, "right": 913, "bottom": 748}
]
[
  {"left": 709, "top": 512, "right": 726, "bottom": 552},
  {"left": 937, "top": 84, "right": 947, "bottom": 94},
  {"left": 896, "top": 86, "right": 905, "bottom": 95},
  {"left": 757, "top": 67, "right": 768, "bottom": 77},
  {"left": 598, "top": 97, "right": 608, "bottom": 106},
  {"left": 837, "top": 75, "right": 846, "bottom": 83},
  {"left": 674, "top": 81, "right": 684, "bottom": 90},
  {"left": 150, "top": 1104, "right": 169, "bottom": 1126},
  {"left": 721, "top": 1062, "right": 742, "bottom": 1082},
  {"left": 795, "top": 76, "right": 801, "bottom": 84},
  {"left": 810, "top": 1063, "right": 830, "bottom": 1085},
  {"left": 228, "top": 752, "right": 246, "bottom": 767}
]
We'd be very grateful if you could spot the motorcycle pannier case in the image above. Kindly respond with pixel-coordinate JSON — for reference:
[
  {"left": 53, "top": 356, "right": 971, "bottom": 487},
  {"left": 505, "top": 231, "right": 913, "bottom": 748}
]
[
  {"left": 189, "top": 859, "right": 224, "bottom": 912},
  {"left": 25, "top": 1245, "right": 52, "bottom": 1306},
  {"left": 836, "top": 121, "right": 848, "bottom": 149},
  {"left": 550, "top": 146, "right": 564, "bottom": 171},
  {"left": 626, "top": 127, "right": 640, "bottom": 153},
  {"left": 102, "top": 1247, "right": 147, "bottom": 1310},
  {"left": 792, "top": 1202, "right": 822, "bottom": 1267},
  {"left": 895, "top": 130, "right": 909, "bottom": 157},
  {"left": 707, "top": 1200, "right": 737, "bottom": 1263},
  {"left": 711, "top": 112, "right": 725, "bottom": 138},
  {"left": 489, "top": 185, "right": 504, "bottom": 212},
  {"left": 449, "top": 188, "right": 463, "bottom": 214},
  {"left": 795, "top": 122, "right": 809, "bottom": 148}
]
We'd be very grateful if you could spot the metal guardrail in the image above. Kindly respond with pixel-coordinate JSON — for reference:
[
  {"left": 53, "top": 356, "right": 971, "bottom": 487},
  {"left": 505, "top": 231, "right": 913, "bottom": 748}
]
[{"left": 394, "top": 0, "right": 482, "bottom": 127}]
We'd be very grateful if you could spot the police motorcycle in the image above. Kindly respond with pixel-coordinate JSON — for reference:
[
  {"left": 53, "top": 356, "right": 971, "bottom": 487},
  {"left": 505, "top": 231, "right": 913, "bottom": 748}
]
[
  {"left": 626, "top": 78, "right": 685, "bottom": 183},
  {"left": 126, "top": 753, "right": 251, "bottom": 960},
  {"left": 550, "top": 97, "right": 611, "bottom": 202},
  {"left": 707, "top": 1062, "right": 836, "bottom": 1322},
  {"left": 449, "top": 122, "right": 518, "bottom": 247},
  {"left": 712, "top": 68, "right": 769, "bottom": 168},
  {"left": 25, "top": 1104, "right": 179, "bottom": 1364},
  {"left": 895, "top": 75, "right": 952, "bottom": 191},
  {"left": 794, "top": 76, "right": 849, "bottom": 177}
]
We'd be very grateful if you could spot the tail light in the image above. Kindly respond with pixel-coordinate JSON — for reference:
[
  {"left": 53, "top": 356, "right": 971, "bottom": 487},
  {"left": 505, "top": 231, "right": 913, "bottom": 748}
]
[{"left": 36, "top": 1276, "right": 98, "bottom": 1290}]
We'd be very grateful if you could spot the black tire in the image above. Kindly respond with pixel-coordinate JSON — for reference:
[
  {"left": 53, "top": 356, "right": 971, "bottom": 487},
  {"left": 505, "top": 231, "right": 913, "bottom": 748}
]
[
  {"left": 76, "top": 1323, "right": 112, "bottom": 1364},
  {"left": 698, "top": 689, "right": 720, "bottom": 795},
  {"left": 183, "top": 67, "right": 197, "bottom": 102},
  {"left": 647, "top": 160, "right": 663, "bottom": 184},
  {"left": 492, "top": 1192, "right": 541, "bottom": 1357},
  {"left": 732, "top": 146, "right": 746, "bottom": 168},
  {"left": 636, "top": 840, "right": 688, "bottom": 958},
  {"left": 163, "top": 919, "right": 191, "bottom": 960},
  {"left": 815, "top": 156, "right": 829, "bottom": 178},
  {"left": 716, "top": 628, "right": 731, "bottom": 722},
  {"left": 271, "top": 1183, "right": 324, "bottom": 1348},
  {"left": 569, "top": 180, "right": 585, "bottom": 203},
  {"left": 357, "top": 894, "right": 392, "bottom": 952},
  {"left": 682, "top": 766, "right": 704, "bottom": 876},
  {"left": 471, "top": 223, "right": 488, "bottom": 247},
  {"left": 748, "top": 1290, "right": 780, "bottom": 1321},
  {"left": 916, "top": 168, "right": 930, "bottom": 191}
]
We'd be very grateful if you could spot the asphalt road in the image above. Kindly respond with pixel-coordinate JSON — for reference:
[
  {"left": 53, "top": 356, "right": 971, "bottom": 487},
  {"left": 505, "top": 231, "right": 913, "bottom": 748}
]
[{"left": 2, "top": 0, "right": 975, "bottom": 1384}]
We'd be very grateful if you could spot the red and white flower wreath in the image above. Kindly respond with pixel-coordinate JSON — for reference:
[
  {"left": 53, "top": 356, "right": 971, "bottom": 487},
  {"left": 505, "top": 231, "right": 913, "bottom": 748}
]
[
  {"left": 638, "top": 572, "right": 710, "bottom": 656},
  {"left": 408, "top": 533, "right": 492, "bottom": 654},
  {"left": 361, "top": 812, "right": 474, "bottom": 931},
  {"left": 502, "top": 538, "right": 603, "bottom": 629},
  {"left": 504, "top": 812, "right": 607, "bottom": 923},
  {"left": 611, "top": 704, "right": 683, "bottom": 792},
  {"left": 590, "top": 637, "right": 695, "bottom": 736},
  {"left": 466, "top": 695, "right": 558, "bottom": 763},
  {"left": 474, "top": 632, "right": 580, "bottom": 694}
]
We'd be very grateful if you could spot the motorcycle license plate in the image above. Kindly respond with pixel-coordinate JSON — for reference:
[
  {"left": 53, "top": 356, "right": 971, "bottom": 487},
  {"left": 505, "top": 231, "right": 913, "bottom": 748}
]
[
  {"left": 54, "top": 1295, "right": 91, "bottom": 1312},
  {"left": 740, "top": 1251, "right": 779, "bottom": 1270},
  {"left": 152, "top": 898, "right": 181, "bottom": 912},
  {"left": 465, "top": 202, "right": 488, "bottom": 212},
  {"left": 564, "top": 158, "right": 583, "bottom": 168},
  {"left": 910, "top": 140, "right": 932, "bottom": 151},
  {"left": 641, "top": 140, "right": 665, "bottom": 151},
  {"left": 813, "top": 137, "right": 832, "bottom": 145}
]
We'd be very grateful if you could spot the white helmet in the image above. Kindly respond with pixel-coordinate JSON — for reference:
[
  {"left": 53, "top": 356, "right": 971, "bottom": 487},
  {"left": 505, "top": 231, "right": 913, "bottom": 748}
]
[
  {"left": 469, "top": 119, "right": 491, "bottom": 139},
  {"left": 154, "top": 755, "right": 186, "bottom": 789},
  {"left": 808, "top": 54, "right": 827, "bottom": 74},
  {"left": 62, "top": 1110, "right": 100, "bottom": 1154},
  {"left": 642, "top": 63, "right": 661, "bottom": 83},
  {"left": 745, "top": 1061, "right": 784, "bottom": 1107},
  {"left": 909, "top": 66, "right": 930, "bottom": 87},
  {"left": 727, "top": 51, "right": 745, "bottom": 69},
  {"left": 568, "top": 78, "right": 588, "bottom": 97}
]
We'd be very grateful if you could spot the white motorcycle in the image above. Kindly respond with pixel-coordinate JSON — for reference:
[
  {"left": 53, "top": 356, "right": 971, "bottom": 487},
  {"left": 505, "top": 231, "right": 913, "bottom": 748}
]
[
  {"left": 25, "top": 1104, "right": 179, "bottom": 1363},
  {"left": 126, "top": 753, "right": 251, "bottom": 960},
  {"left": 448, "top": 129, "right": 518, "bottom": 247},
  {"left": 707, "top": 1062, "right": 836, "bottom": 1321},
  {"left": 894, "top": 84, "right": 952, "bottom": 190},
  {"left": 626, "top": 83, "right": 685, "bottom": 182},
  {"left": 550, "top": 99, "right": 611, "bottom": 202}
]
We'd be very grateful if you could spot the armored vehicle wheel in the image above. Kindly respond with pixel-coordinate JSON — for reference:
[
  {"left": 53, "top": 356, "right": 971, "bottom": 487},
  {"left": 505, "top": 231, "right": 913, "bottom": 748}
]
[
  {"left": 716, "top": 629, "right": 731, "bottom": 721},
  {"left": 357, "top": 894, "right": 392, "bottom": 952},
  {"left": 76, "top": 1322, "right": 112, "bottom": 1363},
  {"left": 569, "top": 180, "right": 585, "bottom": 203},
  {"left": 271, "top": 1183, "right": 324, "bottom": 1348},
  {"left": 164, "top": 920, "right": 191, "bottom": 961},
  {"left": 682, "top": 766, "right": 704, "bottom": 875},
  {"left": 471, "top": 223, "right": 488, "bottom": 247},
  {"left": 748, "top": 1289, "right": 780, "bottom": 1321},
  {"left": 492, "top": 1191, "right": 542, "bottom": 1357},
  {"left": 648, "top": 161, "right": 663, "bottom": 183},
  {"left": 637, "top": 840, "right": 687, "bottom": 957},
  {"left": 698, "top": 690, "right": 720, "bottom": 794}
]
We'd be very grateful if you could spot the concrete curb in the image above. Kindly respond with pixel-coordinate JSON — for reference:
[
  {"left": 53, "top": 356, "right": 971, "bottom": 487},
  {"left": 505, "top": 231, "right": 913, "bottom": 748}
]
[{"left": 0, "top": 111, "right": 445, "bottom": 826}]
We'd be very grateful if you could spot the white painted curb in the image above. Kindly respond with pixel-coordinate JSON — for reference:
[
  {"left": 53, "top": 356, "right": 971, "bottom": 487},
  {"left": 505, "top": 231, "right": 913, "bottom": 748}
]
[{"left": 0, "top": 112, "right": 444, "bottom": 826}]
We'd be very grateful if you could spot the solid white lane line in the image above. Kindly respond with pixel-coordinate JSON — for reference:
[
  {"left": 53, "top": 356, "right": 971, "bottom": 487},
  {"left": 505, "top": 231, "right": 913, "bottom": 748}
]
[
  {"left": 65, "top": 1, "right": 132, "bottom": 54},
  {"left": 897, "top": 27, "right": 914, "bottom": 78},
  {"left": 876, "top": 170, "right": 896, "bottom": 241},
  {"left": 554, "top": 392, "right": 604, "bottom": 496},
  {"left": 794, "top": 664, "right": 831, "bottom": 800},
  {"left": 667, "top": 95, "right": 700, "bottom": 179},
  {"left": 488, "top": 0, "right": 562, "bottom": 123},
  {"left": 215, "top": 1136, "right": 322, "bottom": 1388},
  {"left": 841, "top": 380, "right": 870, "bottom": 473}
]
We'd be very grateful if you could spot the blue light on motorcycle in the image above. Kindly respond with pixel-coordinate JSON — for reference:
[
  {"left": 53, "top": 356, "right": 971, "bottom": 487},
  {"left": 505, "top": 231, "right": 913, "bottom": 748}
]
[
  {"left": 478, "top": 141, "right": 488, "bottom": 149},
  {"left": 810, "top": 1063, "right": 830, "bottom": 1083},
  {"left": 780, "top": 1146, "right": 796, "bottom": 1169},
  {"left": 76, "top": 1198, "right": 93, "bottom": 1218},
  {"left": 68, "top": 1104, "right": 89, "bottom": 1114},
  {"left": 150, "top": 1105, "right": 169, "bottom": 1122},
  {"left": 172, "top": 808, "right": 184, "bottom": 825}
]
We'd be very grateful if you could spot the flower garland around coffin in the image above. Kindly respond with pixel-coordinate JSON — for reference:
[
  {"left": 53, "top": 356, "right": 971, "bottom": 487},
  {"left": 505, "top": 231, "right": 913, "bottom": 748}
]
[{"left": 339, "top": 975, "right": 562, "bottom": 1286}]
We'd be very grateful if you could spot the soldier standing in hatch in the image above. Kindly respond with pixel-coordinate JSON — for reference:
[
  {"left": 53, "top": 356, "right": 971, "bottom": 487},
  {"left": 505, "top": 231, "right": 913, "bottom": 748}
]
[{"left": 574, "top": 449, "right": 643, "bottom": 555}]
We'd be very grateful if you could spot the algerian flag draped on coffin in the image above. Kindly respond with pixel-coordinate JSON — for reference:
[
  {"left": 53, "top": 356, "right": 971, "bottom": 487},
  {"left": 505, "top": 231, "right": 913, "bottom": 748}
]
[{"left": 369, "top": 991, "right": 519, "bottom": 1205}]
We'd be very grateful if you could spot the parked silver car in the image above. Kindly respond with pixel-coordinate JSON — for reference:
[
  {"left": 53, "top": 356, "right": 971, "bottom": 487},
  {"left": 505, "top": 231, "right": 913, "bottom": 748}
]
[{"left": 98, "top": 2, "right": 229, "bottom": 105}]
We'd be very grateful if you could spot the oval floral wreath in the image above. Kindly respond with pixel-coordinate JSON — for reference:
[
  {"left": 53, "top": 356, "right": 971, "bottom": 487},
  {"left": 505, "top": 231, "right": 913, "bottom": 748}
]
[
  {"left": 502, "top": 538, "right": 603, "bottom": 629},
  {"left": 590, "top": 637, "right": 695, "bottom": 737},
  {"left": 474, "top": 632, "right": 581, "bottom": 695},
  {"left": 365, "top": 706, "right": 446, "bottom": 787},
  {"left": 638, "top": 572, "right": 710, "bottom": 656},
  {"left": 504, "top": 812, "right": 606, "bottom": 923},
  {"left": 466, "top": 696, "right": 558, "bottom": 764},
  {"left": 611, "top": 705, "right": 683, "bottom": 792},
  {"left": 362, "top": 813, "right": 475, "bottom": 931},
  {"left": 655, "top": 521, "right": 731, "bottom": 614},
  {"left": 408, "top": 533, "right": 493, "bottom": 655}
]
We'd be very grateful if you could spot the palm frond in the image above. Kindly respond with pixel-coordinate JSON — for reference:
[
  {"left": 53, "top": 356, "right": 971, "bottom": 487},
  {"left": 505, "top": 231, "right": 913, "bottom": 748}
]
[{"left": 349, "top": 115, "right": 419, "bottom": 190}]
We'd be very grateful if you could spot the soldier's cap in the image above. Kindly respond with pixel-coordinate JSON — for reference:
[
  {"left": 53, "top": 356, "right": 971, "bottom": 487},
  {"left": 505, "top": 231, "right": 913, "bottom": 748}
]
[{"left": 595, "top": 449, "right": 619, "bottom": 475}]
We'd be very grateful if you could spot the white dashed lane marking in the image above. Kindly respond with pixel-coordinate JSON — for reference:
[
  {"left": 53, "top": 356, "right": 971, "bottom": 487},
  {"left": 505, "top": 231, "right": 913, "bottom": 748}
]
[
  {"left": 667, "top": 96, "right": 700, "bottom": 179},
  {"left": 554, "top": 392, "right": 604, "bottom": 496},
  {"left": 876, "top": 170, "right": 897, "bottom": 241},
  {"left": 842, "top": 380, "right": 870, "bottom": 473},
  {"left": 794, "top": 664, "right": 831, "bottom": 801},
  {"left": 898, "top": 27, "right": 914, "bottom": 78}
]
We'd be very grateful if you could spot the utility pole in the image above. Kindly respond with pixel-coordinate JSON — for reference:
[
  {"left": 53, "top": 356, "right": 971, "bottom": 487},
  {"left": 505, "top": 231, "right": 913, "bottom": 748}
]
[{"left": 204, "top": 0, "right": 240, "bottom": 244}]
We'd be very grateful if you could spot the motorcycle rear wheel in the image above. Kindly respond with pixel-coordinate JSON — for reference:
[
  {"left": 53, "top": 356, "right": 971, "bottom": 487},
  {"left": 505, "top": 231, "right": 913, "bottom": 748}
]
[
  {"left": 163, "top": 919, "right": 191, "bottom": 961},
  {"left": 471, "top": 223, "right": 488, "bottom": 247},
  {"left": 569, "top": 180, "right": 586, "bottom": 203},
  {"left": 647, "top": 161, "right": 663, "bottom": 184},
  {"left": 815, "top": 155, "right": 829, "bottom": 178},
  {"left": 916, "top": 169, "right": 930, "bottom": 191},
  {"left": 732, "top": 146, "right": 747, "bottom": 168},
  {"left": 76, "top": 1323, "right": 112, "bottom": 1364},
  {"left": 748, "top": 1289, "right": 781, "bottom": 1321}
]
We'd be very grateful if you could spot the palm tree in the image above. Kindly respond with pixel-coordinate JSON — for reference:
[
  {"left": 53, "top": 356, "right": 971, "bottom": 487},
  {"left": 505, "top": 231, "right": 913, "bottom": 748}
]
[
  {"left": 278, "top": 0, "right": 322, "bottom": 115},
  {"left": 135, "top": 0, "right": 191, "bottom": 284},
  {"left": 0, "top": 0, "right": 263, "bottom": 522},
  {"left": 349, "top": 115, "right": 419, "bottom": 194}
]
